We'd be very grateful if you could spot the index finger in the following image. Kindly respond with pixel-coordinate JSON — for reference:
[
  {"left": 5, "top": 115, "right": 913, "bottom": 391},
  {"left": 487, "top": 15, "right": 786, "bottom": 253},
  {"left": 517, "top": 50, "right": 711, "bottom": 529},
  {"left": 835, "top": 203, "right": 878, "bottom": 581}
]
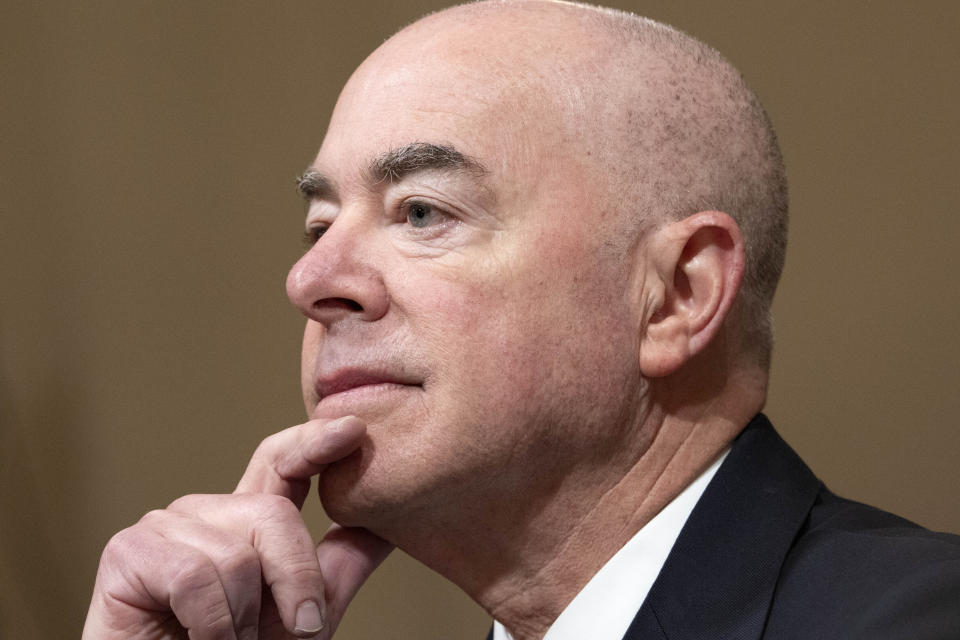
[{"left": 235, "top": 416, "right": 366, "bottom": 507}]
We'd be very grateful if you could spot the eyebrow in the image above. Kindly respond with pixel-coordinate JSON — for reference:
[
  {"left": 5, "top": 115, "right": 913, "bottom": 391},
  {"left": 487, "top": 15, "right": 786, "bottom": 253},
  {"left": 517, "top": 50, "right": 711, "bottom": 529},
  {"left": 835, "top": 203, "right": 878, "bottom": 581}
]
[
  {"left": 296, "top": 170, "right": 333, "bottom": 201},
  {"left": 369, "top": 142, "right": 488, "bottom": 183},
  {"left": 296, "top": 142, "right": 488, "bottom": 201}
]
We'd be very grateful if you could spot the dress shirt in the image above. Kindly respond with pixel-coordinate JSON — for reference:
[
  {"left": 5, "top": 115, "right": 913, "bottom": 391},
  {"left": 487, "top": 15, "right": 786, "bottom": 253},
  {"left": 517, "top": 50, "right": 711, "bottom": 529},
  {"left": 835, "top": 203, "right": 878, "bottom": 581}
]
[{"left": 492, "top": 449, "right": 729, "bottom": 640}]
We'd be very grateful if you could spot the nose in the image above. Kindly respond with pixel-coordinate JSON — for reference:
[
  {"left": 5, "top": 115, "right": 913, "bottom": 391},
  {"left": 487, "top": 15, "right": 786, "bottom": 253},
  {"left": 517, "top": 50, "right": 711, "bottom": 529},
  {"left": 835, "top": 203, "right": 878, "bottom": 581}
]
[{"left": 286, "top": 216, "right": 389, "bottom": 327}]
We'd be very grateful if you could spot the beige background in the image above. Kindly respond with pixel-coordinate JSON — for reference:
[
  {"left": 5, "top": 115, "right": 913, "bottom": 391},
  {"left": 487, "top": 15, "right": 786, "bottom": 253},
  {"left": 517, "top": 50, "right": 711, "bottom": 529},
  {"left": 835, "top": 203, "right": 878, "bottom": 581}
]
[{"left": 2, "top": 1, "right": 958, "bottom": 638}]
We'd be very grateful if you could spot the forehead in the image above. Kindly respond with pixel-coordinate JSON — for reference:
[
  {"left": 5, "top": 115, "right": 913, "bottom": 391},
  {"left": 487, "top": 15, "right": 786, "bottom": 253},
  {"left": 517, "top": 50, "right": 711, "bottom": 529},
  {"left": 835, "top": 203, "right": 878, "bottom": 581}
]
[{"left": 314, "top": 19, "right": 585, "bottom": 186}]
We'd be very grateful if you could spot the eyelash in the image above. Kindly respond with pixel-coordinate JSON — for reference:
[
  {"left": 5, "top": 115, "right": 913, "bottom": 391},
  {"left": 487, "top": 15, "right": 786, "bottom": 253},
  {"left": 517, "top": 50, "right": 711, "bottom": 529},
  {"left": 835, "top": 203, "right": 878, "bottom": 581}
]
[
  {"left": 301, "top": 199, "right": 454, "bottom": 248},
  {"left": 302, "top": 225, "right": 328, "bottom": 249}
]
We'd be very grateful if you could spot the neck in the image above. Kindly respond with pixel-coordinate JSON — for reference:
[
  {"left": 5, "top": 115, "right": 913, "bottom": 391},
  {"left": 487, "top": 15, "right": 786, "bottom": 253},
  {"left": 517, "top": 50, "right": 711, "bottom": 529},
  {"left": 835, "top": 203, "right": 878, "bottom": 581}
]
[{"left": 380, "top": 367, "right": 766, "bottom": 640}]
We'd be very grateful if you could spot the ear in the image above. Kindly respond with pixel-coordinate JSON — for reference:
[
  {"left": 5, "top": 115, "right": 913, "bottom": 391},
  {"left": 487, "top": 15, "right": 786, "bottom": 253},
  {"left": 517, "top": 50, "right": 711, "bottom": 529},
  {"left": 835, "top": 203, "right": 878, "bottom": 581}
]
[{"left": 639, "top": 211, "right": 745, "bottom": 378}]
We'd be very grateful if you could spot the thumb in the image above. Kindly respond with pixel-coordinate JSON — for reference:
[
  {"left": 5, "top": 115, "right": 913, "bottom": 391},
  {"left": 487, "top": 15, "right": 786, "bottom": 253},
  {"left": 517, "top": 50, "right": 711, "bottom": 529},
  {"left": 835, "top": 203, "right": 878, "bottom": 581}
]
[{"left": 315, "top": 524, "right": 394, "bottom": 638}]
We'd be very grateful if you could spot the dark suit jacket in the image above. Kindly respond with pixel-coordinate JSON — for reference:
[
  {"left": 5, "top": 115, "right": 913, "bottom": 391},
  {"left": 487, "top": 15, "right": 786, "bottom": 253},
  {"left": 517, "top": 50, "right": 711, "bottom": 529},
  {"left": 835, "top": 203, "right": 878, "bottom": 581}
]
[
  {"left": 626, "top": 414, "right": 960, "bottom": 639},
  {"left": 489, "top": 415, "right": 960, "bottom": 639}
]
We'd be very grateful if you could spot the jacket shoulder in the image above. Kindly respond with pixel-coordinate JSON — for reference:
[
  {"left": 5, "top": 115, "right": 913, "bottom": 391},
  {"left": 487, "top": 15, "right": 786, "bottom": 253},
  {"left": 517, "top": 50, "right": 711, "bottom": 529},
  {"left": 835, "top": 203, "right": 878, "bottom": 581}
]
[{"left": 765, "top": 489, "right": 960, "bottom": 639}]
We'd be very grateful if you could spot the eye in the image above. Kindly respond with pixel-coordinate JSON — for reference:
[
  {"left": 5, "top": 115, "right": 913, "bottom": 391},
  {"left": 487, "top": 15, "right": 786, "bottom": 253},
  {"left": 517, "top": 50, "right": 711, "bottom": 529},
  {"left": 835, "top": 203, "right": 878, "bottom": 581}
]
[
  {"left": 405, "top": 201, "right": 446, "bottom": 228},
  {"left": 302, "top": 224, "right": 328, "bottom": 248}
]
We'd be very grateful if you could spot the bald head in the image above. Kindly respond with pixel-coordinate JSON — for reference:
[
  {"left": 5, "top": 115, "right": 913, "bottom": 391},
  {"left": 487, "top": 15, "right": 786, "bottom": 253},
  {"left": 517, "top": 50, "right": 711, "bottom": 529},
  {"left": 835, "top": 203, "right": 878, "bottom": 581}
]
[
  {"left": 292, "top": 3, "right": 785, "bottom": 603},
  {"left": 384, "top": 0, "right": 788, "bottom": 366}
]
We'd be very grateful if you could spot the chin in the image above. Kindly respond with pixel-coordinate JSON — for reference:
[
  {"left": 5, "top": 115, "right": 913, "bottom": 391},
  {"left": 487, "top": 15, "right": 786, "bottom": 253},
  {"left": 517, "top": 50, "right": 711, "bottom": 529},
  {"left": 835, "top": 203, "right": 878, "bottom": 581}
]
[
  {"left": 318, "top": 447, "right": 373, "bottom": 525},
  {"left": 315, "top": 398, "right": 446, "bottom": 525},
  {"left": 317, "top": 441, "right": 411, "bottom": 530}
]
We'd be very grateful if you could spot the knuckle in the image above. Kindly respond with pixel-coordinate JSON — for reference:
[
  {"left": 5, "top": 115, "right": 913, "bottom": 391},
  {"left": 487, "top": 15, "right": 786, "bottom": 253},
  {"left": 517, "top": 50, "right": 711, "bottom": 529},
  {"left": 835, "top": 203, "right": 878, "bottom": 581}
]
[
  {"left": 169, "top": 553, "right": 219, "bottom": 595},
  {"left": 166, "top": 493, "right": 205, "bottom": 512},
  {"left": 252, "top": 432, "right": 283, "bottom": 463},
  {"left": 168, "top": 570, "right": 235, "bottom": 638},
  {"left": 214, "top": 542, "right": 261, "bottom": 583},
  {"left": 199, "top": 607, "right": 236, "bottom": 638},
  {"left": 283, "top": 559, "right": 324, "bottom": 587},
  {"left": 101, "top": 527, "right": 141, "bottom": 566},
  {"left": 136, "top": 508, "right": 169, "bottom": 528},
  {"left": 251, "top": 492, "right": 298, "bottom": 521}
]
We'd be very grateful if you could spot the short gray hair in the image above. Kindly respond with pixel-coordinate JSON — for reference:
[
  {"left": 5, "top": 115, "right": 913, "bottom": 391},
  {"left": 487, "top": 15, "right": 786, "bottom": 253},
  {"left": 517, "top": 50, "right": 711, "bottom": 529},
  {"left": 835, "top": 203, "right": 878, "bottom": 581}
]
[{"left": 581, "top": 3, "right": 789, "bottom": 368}]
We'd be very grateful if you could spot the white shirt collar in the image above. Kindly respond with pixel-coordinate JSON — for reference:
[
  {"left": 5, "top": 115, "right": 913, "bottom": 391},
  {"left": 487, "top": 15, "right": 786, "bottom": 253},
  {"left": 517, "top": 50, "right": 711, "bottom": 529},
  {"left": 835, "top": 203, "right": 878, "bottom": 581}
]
[{"left": 493, "top": 449, "right": 729, "bottom": 640}]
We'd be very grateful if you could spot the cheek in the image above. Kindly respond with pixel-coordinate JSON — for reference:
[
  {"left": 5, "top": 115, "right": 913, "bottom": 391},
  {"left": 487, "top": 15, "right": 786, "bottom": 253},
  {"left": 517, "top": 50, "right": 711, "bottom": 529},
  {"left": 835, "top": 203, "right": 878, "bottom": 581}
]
[
  {"left": 409, "top": 243, "right": 635, "bottom": 416},
  {"left": 300, "top": 321, "right": 324, "bottom": 407}
]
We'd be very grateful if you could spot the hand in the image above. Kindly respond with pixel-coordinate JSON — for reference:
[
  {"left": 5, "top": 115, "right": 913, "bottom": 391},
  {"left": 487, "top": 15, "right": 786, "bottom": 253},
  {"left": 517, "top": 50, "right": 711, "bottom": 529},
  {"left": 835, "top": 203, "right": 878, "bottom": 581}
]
[{"left": 82, "top": 416, "right": 395, "bottom": 639}]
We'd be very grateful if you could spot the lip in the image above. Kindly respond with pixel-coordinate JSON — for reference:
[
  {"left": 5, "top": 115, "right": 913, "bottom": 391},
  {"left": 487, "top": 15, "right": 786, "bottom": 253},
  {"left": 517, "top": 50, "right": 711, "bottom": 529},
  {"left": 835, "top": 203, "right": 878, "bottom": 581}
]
[{"left": 315, "top": 367, "right": 422, "bottom": 400}]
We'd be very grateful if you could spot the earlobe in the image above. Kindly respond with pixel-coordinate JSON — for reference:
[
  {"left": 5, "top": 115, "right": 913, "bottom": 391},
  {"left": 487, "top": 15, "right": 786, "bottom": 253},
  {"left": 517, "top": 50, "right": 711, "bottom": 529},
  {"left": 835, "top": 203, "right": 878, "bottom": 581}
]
[{"left": 638, "top": 211, "right": 745, "bottom": 378}]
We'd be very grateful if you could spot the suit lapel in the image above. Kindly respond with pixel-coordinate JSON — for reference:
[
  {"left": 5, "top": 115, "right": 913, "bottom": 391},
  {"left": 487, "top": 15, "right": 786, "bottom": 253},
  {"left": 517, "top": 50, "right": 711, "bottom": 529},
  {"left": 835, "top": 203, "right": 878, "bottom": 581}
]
[{"left": 623, "top": 415, "right": 821, "bottom": 640}]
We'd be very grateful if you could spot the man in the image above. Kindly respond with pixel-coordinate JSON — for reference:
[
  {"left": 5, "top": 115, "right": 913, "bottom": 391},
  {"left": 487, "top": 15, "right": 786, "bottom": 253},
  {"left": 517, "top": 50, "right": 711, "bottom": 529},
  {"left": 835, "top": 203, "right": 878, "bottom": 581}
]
[{"left": 82, "top": 2, "right": 960, "bottom": 639}]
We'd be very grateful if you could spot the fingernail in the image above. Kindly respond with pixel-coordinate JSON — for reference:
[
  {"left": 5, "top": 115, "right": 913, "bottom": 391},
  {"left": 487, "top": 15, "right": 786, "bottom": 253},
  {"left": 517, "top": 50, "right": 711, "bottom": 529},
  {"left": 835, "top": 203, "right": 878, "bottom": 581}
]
[
  {"left": 330, "top": 415, "right": 361, "bottom": 430},
  {"left": 295, "top": 600, "right": 324, "bottom": 635}
]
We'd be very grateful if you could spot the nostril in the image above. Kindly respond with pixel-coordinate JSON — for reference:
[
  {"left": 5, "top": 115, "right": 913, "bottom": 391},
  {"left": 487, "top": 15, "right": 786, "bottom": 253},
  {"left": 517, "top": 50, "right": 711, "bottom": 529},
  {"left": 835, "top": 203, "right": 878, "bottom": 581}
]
[{"left": 314, "top": 297, "right": 363, "bottom": 313}]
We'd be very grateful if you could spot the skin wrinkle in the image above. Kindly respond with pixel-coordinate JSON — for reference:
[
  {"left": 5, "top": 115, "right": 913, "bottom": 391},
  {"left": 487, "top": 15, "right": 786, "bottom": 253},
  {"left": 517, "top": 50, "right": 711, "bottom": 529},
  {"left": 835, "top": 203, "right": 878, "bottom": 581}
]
[
  {"left": 298, "top": 153, "right": 504, "bottom": 274},
  {"left": 283, "top": 2, "right": 780, "bottom": 638},
  {"left": 491, "top": 369, "right": 741, "bottom": 637},
  {"left": 492, "top": 398, "right": 659, "bottom": 601}
]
